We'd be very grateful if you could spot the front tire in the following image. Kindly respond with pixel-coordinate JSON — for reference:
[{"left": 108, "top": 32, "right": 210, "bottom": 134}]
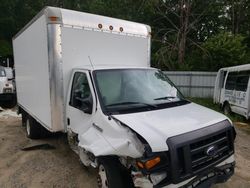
[
  {"left": 97, "top": 158, "right": 133, "bottom": 188},
  {"left": 223, "top": 102, "right": 231, "bottom": 116},
  {"left": 26, "top": 116, "right": 41, "bottom": 139}
]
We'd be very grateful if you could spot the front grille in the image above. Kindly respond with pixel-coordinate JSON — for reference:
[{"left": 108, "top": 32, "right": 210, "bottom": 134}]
[
  {"left": 3, "top": 88, "right": 13, "bottom": 93},
  {"left": 167, "top": 120, "right": 235, "bottom": 184}
]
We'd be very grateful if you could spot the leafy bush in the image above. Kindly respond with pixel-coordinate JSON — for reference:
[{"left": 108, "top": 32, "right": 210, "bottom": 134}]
[{"left": 188, "top": 32, "right": 249, "bottom": 71}]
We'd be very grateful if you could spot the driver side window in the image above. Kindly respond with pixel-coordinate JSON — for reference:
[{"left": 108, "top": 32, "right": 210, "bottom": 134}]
[{"left": 69, "top": 72, "right": 93, "bottom": 113}]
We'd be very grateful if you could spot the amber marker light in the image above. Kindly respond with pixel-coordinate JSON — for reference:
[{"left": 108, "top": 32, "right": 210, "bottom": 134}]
[
  {"left": 48, "top": 16, "right": 58, "bottom": 22},
  {"left": 98, "top": 24, "right": 103, "bottom": 29},
  {"left": 137, "top": 161, "right": 144, "bottom": 169},
  {"left": 145, "top": 157, "right": 161, "bottom": 170}
]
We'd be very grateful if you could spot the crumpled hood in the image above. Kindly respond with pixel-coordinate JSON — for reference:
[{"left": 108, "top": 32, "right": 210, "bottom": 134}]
[{"left": 113, "top": 102, "right": 228, "bottom": 152}]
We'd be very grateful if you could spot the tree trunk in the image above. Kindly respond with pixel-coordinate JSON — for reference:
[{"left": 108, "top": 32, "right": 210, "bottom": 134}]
[{"left": 178, "top": 0, "right": 190, "bottom": 64}]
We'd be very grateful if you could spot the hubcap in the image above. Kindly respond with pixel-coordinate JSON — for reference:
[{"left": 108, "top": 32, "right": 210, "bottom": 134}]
[
  {"left": 26, "top": 119, "right": 30, "bottom": 136},
  {"left": 97, "top": 164, "right": 108, "bottom": 188},
  {"left": 224, "top": 105, "right": 230, "bottom": 115}
]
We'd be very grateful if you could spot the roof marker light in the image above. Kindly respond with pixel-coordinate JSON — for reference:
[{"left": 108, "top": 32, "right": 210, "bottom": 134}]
[
  {"left": 98, "top": 24, "right": 103, "bottom": 29},
  {"left": 48, "top": 16, "right": 58, "bottom": 22}
]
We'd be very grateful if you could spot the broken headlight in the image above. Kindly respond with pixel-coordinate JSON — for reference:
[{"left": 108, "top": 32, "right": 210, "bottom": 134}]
[{"left": 150, "top": 172, "right": 167, "bottom": 185}]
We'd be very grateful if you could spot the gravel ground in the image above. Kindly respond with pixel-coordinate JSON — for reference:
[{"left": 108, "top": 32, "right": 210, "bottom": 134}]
[{"left": 0, "top": 110, "right": 250, "bottom": 188}]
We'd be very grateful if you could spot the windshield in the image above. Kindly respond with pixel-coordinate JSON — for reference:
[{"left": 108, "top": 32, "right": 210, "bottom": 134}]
[{"left": 94, "top": 69, "right": 188, "bottom": 114}]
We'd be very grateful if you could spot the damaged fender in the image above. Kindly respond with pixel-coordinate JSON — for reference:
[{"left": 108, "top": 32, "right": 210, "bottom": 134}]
[{"left": 78, "top": 112, "right": 144, "bottom": 159}]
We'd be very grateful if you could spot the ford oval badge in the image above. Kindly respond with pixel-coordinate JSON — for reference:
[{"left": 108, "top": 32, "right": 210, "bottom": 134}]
[{"left": 206, "top": 145, "right": 217, "bottom": 157}]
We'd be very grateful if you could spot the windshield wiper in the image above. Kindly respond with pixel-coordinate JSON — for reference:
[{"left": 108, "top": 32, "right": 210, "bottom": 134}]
[
  {"left": 154, "top": 96, "right": 176, "bottom": 101},
  {"left": 106, "top": 101, "right": 157, "bottom": 108}
]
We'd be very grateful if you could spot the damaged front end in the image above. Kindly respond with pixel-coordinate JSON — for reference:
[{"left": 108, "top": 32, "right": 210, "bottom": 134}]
[
  {"left": 70, "top": 112, "right": 236, "bottom": 188},
  {"left": 129, "top": 120, "right": 236, "bottom": 188},
  {"left": 132, "top": 150, "right": 170, "bottom": 187}
]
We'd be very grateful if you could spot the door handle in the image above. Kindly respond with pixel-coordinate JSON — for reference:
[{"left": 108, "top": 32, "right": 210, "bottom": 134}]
[
  {"left": 67, "top": 118, "right": 70, "bottom": 125},
  {"left": 92, "top": 123, "right": 103, "bottom": 133}
]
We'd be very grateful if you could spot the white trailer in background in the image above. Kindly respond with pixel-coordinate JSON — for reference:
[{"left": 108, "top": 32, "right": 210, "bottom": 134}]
[
  {"left": 214, "top": 64, "right": 250, "bottom": 119},
  {"left": 0, "top": 66, "right": 16, "bottom": 108},
  {"left": 13, "top": 7, "right": 236, "bottom": 188}
]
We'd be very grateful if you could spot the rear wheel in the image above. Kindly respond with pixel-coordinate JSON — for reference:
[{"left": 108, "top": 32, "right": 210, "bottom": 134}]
[
  {"left": 0, "top": 95, "right": 16, "bottom": 108},
  {"left": 26, "top": 116, "right": 41, "bottom": 139},
  {"left": 97, "top": 158, "right": 133, "bottom": 188},
  {"left": 223, "top": 103, "right": 231, "bottom": 116},
  {"left": 21, "top": 112, "right": 27, "bottom": 127}
]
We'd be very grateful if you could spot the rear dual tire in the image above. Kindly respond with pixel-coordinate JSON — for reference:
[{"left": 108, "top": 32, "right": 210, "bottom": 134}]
[{"left": 26, "top": 116, "right": 41, "bottom": 139}]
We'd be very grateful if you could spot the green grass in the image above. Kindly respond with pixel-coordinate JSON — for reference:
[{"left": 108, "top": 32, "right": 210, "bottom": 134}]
[{"left": 188, "top": 97, "right": 246, "bottom": 122}]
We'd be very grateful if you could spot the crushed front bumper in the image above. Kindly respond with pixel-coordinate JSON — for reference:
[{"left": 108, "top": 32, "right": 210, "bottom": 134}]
[
  {"left": 0, "top": 93, "right": 15, "bottom": 101},
  {"left": 182, "top": 162, "right": 235, "bottom": 188}
]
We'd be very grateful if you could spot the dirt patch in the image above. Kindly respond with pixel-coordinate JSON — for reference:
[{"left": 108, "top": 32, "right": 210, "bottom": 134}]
[
  {"left": 0, "top": 112, "right": 250, "bottom": 187},
  {"left": 0, "top": 115, "right": 97, "bottom": 188}
]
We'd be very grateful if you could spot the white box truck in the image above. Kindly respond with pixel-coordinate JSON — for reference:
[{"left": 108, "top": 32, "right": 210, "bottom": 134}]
[
  {"left": 0, "top": 66, "right": 16, "bottom": 108},
  {"left": 13, "top": 7, "right": 236, "bottom": 188}
]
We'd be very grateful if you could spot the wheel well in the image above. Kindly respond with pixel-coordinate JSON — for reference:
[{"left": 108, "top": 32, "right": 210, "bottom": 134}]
[
  {"left": 98, "top": 156, "right": 119, "bottom": 164},
  {"left": 223, "top": 101, "right": 230, "bottom": 108}
]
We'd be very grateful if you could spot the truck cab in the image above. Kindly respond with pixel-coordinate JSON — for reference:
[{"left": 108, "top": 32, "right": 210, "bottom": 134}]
[{"left": 66, "top": 67, "right": 235, "bottom": 188}]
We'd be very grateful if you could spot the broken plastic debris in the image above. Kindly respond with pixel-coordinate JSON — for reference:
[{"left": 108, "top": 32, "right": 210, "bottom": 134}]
[{"left": 21, "top": 143, "right": 56, "bottom": 151}]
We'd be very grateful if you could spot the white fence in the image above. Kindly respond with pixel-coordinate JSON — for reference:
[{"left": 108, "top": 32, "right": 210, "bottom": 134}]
[{"left": 165, "top": 71, "right": 217, "bottom": 98}]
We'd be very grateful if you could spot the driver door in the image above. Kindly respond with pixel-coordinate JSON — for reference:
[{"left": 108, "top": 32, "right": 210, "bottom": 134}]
[{"left": 66, "top": 70, "right": 96, "bottom": 135}]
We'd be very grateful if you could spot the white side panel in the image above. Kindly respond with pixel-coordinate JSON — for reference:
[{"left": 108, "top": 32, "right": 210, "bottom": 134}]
[
  {"left": 13, "top": 15, "right": 52, "bottom": 129},
  {"left": 61, "top": 27, "right": 149, "bottom": 98},
  {"left": 61, "top": 8, "right": 150, "bottom": 36}
]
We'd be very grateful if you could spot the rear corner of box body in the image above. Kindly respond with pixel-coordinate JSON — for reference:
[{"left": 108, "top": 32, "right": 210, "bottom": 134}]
[{"left": 47, "top": 23, "right": 65, "bottom": 132}]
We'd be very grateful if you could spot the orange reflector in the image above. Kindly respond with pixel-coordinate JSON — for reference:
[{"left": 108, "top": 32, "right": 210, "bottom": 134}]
[
  {"left": 98, "top": 23, "right": 103, "bottom": 29},
  {"left": 49, "top": 16, "right": 58, "bottom": 22},
  {"left": 145, "top": 157, "right": 161, "bottom": 170},
  {"left": 137, "top": 161, "right": 144, "bottom": 169}
]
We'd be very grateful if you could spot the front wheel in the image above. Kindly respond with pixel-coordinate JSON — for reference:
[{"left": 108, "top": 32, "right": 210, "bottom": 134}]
[
  {"left": 97, "top": 158, "right": 133, "bottom": 188},
  {"left": 223, "top": 103, "right": 231, "bottom": 116}
]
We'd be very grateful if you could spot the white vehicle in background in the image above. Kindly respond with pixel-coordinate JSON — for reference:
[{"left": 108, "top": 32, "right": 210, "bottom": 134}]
[
  {"left": 13, "top": 7, "right": 236, "bottom": 188},
  {"left": 214, "top": 64, "right": 250, "bottom": 119},
  {"left": 0, "top": 66, "right": 16, "bottom": 108}
]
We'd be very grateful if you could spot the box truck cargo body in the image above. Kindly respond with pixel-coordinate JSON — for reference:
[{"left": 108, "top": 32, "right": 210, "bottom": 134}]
[
  {"left": 13, "top": 7, "right": 150, "bottom": 132},
  {"left": 13, "top": 7, "right": 236, "bottom": 188}
]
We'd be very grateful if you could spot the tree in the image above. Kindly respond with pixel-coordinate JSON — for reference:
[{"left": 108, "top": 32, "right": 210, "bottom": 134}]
[
  {"left": 153, "top": 0, "right": 219, "bottom": 69},
  {"left": 1, "top": 0, "right": 250, "bottom": 71},
  {"left": 193, "top": 32, "right": 249, "bottom": 71}
]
